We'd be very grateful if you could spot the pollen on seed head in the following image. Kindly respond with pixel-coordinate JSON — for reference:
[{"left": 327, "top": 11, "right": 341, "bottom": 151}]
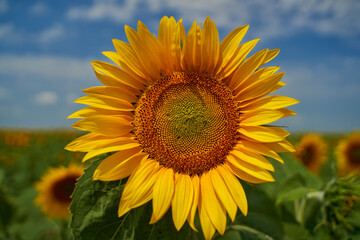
[{"left": 133, "top": 72, "right": 240, "bottom": 175}]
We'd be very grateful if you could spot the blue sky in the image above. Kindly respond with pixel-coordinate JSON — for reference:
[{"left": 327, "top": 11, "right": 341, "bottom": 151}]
[{"left": 0, "top": 0, "right": 359, "bottom": 132}]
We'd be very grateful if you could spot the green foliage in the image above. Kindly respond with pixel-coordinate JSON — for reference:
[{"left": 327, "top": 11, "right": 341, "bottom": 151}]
[{"left": 0, "top": 172, "right": 15, "bottom": 237}]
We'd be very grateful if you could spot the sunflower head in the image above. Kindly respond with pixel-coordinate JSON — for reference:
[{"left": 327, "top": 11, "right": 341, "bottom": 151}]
[
  {"left": 336, "top": 132, "right": 360, "bottom": 176},
  {"left": 35, "top": 164, "right": 83, "bottom": 219},
  {"left": 294, "top": 134, "right": 328, "bottom": 173},
  {"left": 66, "top": 16, "right": 298, "bottom": 239}
]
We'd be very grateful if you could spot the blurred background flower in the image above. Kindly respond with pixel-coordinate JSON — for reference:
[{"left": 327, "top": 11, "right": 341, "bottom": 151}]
[
  {"left": 336, "top": 132, "right": 360, "bottom": 176},
  {"left": 34, "top": 164, "right": 83, "bottom": 219},
  {"left": 294, "top": 133, "right": 328, "bottom": 173}
]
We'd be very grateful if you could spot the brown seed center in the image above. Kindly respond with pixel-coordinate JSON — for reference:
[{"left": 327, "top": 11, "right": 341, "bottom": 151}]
[
  {"left": 347, "top": 142, "right": 360, "bottom": 165},
  {"left": 52, "top": 174, "right": 78, "bottom": 203},
  {"left": 133, "top": 72, "right": 240, "bottom": 175}
]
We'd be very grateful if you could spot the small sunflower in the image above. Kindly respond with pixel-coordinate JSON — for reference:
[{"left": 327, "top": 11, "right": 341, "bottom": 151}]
[
  {"left": 336, "top": 132, "right": 360, "bottom": 176},
  {"left": 294, "top": 134, "right": 328, "bottom": 173},
  {"left": 35, "top": 164, "right": 83, "bottom": 219},
  {"left": 66, "top": 16, "right": 298, "bottom": 239}
]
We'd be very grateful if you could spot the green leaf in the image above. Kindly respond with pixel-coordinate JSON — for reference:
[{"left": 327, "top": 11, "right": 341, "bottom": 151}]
[
  {"left": 70, "top": 154, "right": 192, "bottom": 240},
  {"left": 276, "top": 187, "right": 309, "bottom": 205},
  {"left": 69, "top": 155, "right": 123, "bottom": 240}
]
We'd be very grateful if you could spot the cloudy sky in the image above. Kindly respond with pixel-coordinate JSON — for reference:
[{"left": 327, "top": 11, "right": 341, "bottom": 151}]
[{"left": 0, "top": 0, "right": 359, "bottom": 132}]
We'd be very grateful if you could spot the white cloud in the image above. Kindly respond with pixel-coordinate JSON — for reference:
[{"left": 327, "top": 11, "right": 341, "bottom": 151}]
[
  {"left": 67, "top": 0, "right": 138, "bottom": 22},
  {"left": 0, "top": 23, "right": 64, "bottom": 44},
  {"left": 66, "top": 0, "right": 360, "bottom": 39},
  {"left": 0, "top": 23, "right": 23, "bottom": 44},
  {"left": 0, "top": 86, "right": 8, "bottom": 99},
  {"left": 0, "top": 0, "right": 8, "bottom": 14},
  {"left": 279, "top": 57, "right": 360, "bottom": 101},
  {"left": 0, "top": 55, "right": 94, "bottom": 82},
  {"left": 0, "top": 23, "right": 12, "bottom": 39},
  {"left": 34, "top": 91, "right": 58, "bottom": 105},
  {"left": 39, "top": 24, "right": 64, "bottom": 43},
  {"left": 29, "top": 2, "right": 50, "bottom": 16}
]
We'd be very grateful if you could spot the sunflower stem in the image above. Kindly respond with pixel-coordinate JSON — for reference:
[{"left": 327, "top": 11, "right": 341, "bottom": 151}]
[{"left": 213, "top": 225, "right": 274, "bottom": 240}]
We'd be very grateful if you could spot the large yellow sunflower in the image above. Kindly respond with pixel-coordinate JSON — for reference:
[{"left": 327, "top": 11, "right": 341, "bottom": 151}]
[
  {"left": 35, "top": 164, "right": 83, "bottom": 219},
  {"left": 294, "top": 134, "right": 328, "bottom": 173},
  {"left": 66, "top": 16, "right": 298, "bottom": 239},
  {"left": 336, "top": 132, "right": 360, "bottom": 176}
]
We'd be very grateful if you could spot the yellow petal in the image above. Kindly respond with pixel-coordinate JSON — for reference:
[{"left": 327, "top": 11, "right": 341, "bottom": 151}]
[
  {"left": 65, "top": 133, "right": 135, "bottom": 154},
  {"left": 233, "top": 67, "right": 280, "bottom": 96},
  {"left": 125, "top": 25, "right": 161, "bottom": 80},
  {"left": 93, "top": 68, "right": 141, "bottom": 95},
  {"left": 198, "top": 188, "right": 216, "bottom": 240},
  {"left": 230, "top": 148, "right": 274, "bottom": 171},
  {"left": 83, "top": 86, "right": 138, "bottom": 103},
  {"left": 83, "top": 142, "right": 140, "bottom": 162},
  {"left": 200, "top": 17, "right": 219, "bottom": 74},
  {"left": 74, "top": 95, "right": 135, "bottom": 111},
  {"left": 72, "top": 116, "right": 133, "bottom": 137},
  {"left": 92, "top": 61, "right": 145, "bottom": 90},
  {"left": 239, "top": 126, "right": 289, "bottom": 142},
  {"left": 137, "top": 21, "right": 169, "bottom": 73},
  {"left": 235, "top": 72, "right": 285, "bottom": 102},
  {"left": 259, "top": 49, "right": 280, "bottom": 67},
  {"left": 217, "top": 25, "right": 249, "bottom": 73},
  {"left": 102, "top": 51, "right": 121, "bottom": 66},
  {"left": 210, "top": 168, "right": 237, "bottom": 221},
  {"left": 172, "top": 173, "right": 194, "bottom": 231},
  {"left": 118, "top": 159, "right": 160, "bottom": 217},
  {"left": 228, "top": 49, "right": 268, "bottom": 90},
  {"left": 278, "top": 108, "right": 297, "bottom": 118},
  {"left": 112, "top": 39, "right": 148, "bottom": 80},
  {"left": 238, "top": 140, "right": 283, "bottom": 163},
  {"left": 182, "top": 20, "right": 201, "bottom": 72},
  {"left": 217, "top": 165, "right": 248, "bottom": 216},
  {"left": 150, "top": 168, "right": 175, "bottom": 224},
  {"left": 265, "top": 139, "right": 295, "bottom": 152},
  {"left": 158, "top": 16, "right": 182, "bottom": 72},
  {"left": 240, "top": 109, "right": 284, "bottom": 126},
  {"left": 227, "top": 154, "right": 275, "bottom": 182},
  {"left": 240, "top": 95, "right": 299, "bottom": 111},
  {"left": 187, "top": 174, "right": 199, "bottom": 232},
  {"left": 227, "top": 161, "right": 273, "bottom": 184},
  {"left": 200, "top": 172, "right": 227, "bottom": 235},
  {"left": 67, "top": 106, "right": 132, "bottom": 119},
  {"left": 218, "top": 38, "right": 259, "bottom": 79},
  {"left": 93, "top": 147, "right": 146, "bottom": 180}
]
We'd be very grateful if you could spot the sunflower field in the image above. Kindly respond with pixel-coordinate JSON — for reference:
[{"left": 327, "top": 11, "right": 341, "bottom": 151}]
[{"left": 1, "top": 128, "right": 360, "bottom": 240}]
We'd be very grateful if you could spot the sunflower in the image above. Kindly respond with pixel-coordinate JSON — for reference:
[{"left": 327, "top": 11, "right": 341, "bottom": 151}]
[
  {"left": 35, "top": 164, "right": 83, "bottom": 219},
  {"left": 66, "top": 16, "right": 298, "bottom": 239},
  {"left": 294, "top": 134, "right": 328, "bottom": 173},
  {"left": 336, "top": 132, "right": 360, "bottom": 176}
]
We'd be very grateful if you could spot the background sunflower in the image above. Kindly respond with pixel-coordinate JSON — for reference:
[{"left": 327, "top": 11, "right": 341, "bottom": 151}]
[
  {"left": 35, "top": 164, "right": 83, "bottom": 219},
  {"left": 336, "top": 132, "right": 360, "bottom": 176},
  {"left": 294, "top": 134, "right": 328, "bottom": 173}
]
